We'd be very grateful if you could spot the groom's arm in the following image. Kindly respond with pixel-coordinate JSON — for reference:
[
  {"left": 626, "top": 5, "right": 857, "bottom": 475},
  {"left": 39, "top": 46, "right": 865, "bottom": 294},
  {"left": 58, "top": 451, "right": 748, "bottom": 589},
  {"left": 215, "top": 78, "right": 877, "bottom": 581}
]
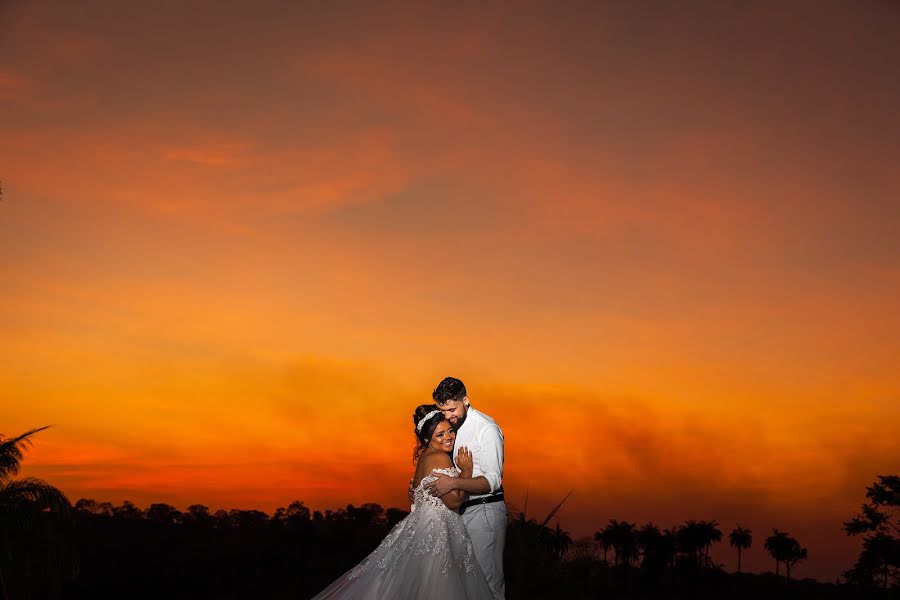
[
  {"left": 447, "top": 475, "right": 491, "bottom": 495},
  {"left": 427, "top": 425, "right": 504, "bottom": 497},
  {"left": 427, "top": 473, "right": 490, "bottom": 497}
]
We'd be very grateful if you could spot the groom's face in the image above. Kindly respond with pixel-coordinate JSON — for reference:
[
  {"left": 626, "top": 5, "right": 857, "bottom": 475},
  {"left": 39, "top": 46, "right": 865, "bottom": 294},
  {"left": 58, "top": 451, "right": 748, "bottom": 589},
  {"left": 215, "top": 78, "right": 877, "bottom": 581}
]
[{"left": 437, "top": 398, "right": 468, "bottom": 429}]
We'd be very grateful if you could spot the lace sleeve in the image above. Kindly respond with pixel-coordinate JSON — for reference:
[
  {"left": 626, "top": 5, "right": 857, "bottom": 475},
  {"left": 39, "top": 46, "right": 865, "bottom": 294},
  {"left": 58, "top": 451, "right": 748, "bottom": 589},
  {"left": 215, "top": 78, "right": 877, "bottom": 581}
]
[
  {"left": 429, "top": 467, "right": 460, "bottom": 478},
  {"left": 416, "top": 467, "right": 459, "bottom": 489},
  {"left": 413, "top": 466, "right": 461, "bottom": 510}
]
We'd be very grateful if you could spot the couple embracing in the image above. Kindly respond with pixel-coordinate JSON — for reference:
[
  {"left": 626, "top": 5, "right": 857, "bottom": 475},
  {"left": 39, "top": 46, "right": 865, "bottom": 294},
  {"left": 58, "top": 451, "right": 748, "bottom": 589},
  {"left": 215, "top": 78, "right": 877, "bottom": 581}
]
[{"left": 312, "top": 377, "right": 507, "bottom": 599}]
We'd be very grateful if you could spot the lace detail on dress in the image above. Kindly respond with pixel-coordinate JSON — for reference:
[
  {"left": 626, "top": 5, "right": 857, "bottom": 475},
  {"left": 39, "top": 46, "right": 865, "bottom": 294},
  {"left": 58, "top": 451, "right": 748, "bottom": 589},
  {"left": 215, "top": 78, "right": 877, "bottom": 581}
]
[
  {"left": 413, "top": 467, "right": 459, "bottom": 510},
  {"left": 346, "top": 467, "right": 478, "bottom": 580},
  {"left": 310, "top": 466, "right": 493, "bottom": 599}
]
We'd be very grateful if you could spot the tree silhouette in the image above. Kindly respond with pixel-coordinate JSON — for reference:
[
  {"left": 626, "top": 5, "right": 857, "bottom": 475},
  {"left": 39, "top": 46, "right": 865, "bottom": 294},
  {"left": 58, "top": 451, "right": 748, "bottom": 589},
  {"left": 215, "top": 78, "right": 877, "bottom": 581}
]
[
  {"left": 540, "top": 520, "right": 573, "bottom": 559},
  {"left": 843, "top": 474, "right": 900, "bottom": 589},
  {"left": 147, "top": 503, "right": 182, "bottom": 524},
  {"left": 783, "top": 538, "right": 807, "bottom": 580},
  {"left": 675, "top": 520, "right": 706, "bottom": 566},
  {"left": 286, "top": 500, "right": 311, "bottom": 522},
  {"left": 729, "top": 525, "right": 752, "bottom": 573},
  {"left": 698, "top": 520, "right": 722, "bottom": 567},
  {"left": 765, "top": 529, "right": 788, "bottom": 575},
  {"left": 229, "top": 508, "right": 269, "bottom": 528},
  {"left": 636, "top": 522, "right": 662, "bottom": 568},
  {"left": 602, "top": 520, "right": 638, "bottom": 567},
  {"left": 636, "top": 523, "right": 676, "bottom": 573},
  {"left": 213, "top": 508, "right": 231, "bottom": 526},
  {"left": 593, "top": 528, "right": 612, "bottom": 564},
  {"left": 0, "top": 426, "right": 75, "bottom": 599},
  {"left": 73, "top": 498, "right": 113, "bottom": 517},
  {"left": 764, "top": 529, "right": 807, "bottom": 579},
  {"left": 504, "top": 494, "right": 574, "bottom": 598},
  {"left": 554, "top": 521, "right": 573, "bottom": 558},
  {"left": 184, "top": 504, "right": 212, "bottom": 526}
]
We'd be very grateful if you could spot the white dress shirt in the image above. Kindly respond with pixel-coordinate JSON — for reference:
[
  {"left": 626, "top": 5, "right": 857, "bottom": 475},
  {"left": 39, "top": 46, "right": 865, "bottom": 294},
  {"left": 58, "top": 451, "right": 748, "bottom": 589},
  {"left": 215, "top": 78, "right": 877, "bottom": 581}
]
[{"left": 452, "top": 406, "right": 504, "bottom": 500}]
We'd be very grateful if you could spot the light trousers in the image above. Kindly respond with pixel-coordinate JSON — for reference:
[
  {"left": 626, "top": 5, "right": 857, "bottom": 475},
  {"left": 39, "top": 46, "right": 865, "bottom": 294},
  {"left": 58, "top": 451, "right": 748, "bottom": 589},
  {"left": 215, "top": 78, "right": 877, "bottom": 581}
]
[{"left": 461, "top": 502, "right": 507, "bottom": 600}]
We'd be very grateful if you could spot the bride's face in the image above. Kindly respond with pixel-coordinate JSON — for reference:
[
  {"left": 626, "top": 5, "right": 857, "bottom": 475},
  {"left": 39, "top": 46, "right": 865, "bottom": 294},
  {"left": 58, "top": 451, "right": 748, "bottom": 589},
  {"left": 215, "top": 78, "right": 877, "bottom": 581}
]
[{"left": 429, "top": 420, "right": 456, "bottom": 453}]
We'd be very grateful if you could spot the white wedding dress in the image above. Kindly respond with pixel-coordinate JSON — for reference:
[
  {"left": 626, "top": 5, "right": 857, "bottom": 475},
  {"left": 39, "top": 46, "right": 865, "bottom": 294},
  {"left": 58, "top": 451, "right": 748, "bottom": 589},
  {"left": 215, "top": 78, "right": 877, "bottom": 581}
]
[{"left": 310, "top": 467, "right": 493, "bottom": 599}]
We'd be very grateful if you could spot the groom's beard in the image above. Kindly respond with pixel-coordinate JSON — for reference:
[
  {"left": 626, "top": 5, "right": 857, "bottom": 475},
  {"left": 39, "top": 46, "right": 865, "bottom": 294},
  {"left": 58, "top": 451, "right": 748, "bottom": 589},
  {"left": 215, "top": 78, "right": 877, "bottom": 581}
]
[{"left": 451, "top": 415, "right": 466, "bottom": 431}]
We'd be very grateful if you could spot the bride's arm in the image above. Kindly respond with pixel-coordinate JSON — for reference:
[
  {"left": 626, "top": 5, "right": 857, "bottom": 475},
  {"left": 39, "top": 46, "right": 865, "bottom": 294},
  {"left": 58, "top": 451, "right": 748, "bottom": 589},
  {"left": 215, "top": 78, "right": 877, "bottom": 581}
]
[{"left": 421, "top": 454, "right": 467, "bottom": 510}]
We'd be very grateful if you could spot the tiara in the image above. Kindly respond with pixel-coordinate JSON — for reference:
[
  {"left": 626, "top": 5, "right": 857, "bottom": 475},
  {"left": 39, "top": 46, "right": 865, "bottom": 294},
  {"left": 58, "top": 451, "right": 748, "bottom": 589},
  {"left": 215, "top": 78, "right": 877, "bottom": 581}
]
[{"left": 415, "top": 410, "right": 441, "bottom": 433}]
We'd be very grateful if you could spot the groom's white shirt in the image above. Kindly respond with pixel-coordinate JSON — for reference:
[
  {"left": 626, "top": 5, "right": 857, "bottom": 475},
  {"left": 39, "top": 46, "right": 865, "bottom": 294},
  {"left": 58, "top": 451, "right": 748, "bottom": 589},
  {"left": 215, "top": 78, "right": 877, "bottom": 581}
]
[{"left": 452, "top": 406, "right": 504, "bottom": 499}]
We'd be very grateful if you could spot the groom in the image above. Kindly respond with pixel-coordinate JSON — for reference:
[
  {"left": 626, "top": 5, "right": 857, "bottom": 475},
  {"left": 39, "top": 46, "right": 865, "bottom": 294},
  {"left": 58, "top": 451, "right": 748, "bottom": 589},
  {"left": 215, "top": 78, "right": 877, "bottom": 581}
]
[{"left": 425, "top": 377, "right": 506, "bottom": 599}]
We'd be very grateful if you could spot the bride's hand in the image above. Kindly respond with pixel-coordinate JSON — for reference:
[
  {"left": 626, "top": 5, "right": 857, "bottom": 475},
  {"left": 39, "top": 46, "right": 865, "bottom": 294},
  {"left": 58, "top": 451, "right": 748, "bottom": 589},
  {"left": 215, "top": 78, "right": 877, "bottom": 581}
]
[{"left": 456, "top": 446, "right": 473, "bottom": 471}]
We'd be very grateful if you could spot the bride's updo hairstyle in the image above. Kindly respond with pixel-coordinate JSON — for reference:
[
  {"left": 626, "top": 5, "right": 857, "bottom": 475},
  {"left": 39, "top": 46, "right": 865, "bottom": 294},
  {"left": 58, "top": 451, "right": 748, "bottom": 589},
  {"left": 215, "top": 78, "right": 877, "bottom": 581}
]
[{"left": 412, "top": 404, "right": 445, "bottom": 463}]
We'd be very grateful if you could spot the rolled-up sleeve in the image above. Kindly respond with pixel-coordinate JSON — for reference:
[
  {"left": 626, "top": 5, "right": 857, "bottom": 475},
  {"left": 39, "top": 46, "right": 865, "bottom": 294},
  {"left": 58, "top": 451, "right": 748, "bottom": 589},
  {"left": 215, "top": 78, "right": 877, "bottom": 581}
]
[{"left": 478, "top": 424, "right": 504, "bottom": 494}]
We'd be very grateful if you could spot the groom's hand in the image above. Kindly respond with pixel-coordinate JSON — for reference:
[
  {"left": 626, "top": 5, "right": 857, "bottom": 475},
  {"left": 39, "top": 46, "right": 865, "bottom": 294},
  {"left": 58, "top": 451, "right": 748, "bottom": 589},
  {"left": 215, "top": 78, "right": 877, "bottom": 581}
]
[{"left": 425, "top": 474, "right": 456, "bottom": 497}]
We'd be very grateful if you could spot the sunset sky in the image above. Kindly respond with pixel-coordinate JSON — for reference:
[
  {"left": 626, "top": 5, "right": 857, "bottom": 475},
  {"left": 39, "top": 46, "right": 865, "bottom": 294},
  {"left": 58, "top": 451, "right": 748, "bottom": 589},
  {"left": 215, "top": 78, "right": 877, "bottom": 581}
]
[{"left": 2, "top": 0, "right": 899, "bottom": 581}]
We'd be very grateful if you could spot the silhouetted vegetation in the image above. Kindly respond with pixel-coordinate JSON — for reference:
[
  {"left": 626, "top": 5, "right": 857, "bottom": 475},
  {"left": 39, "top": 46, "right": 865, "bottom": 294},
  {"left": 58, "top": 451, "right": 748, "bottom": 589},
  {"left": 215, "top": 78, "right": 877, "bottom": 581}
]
[
  {"left": 0, "top": 427, "right": 76, "bottom": 600},
  {"left": 765, "top": 529, "right": 808, "bottom": 580},
  {"left": 4, "top": 430, "right": 898, "bottom": 598},
  {"left": 729, "top": 525, "right": 752, "bottom": 574},
  {"left": 52, "top": 498, "right": 886, "bottom": 600},
  {"left": 844, "top": 475, "right": 900, "bottom": 591}
]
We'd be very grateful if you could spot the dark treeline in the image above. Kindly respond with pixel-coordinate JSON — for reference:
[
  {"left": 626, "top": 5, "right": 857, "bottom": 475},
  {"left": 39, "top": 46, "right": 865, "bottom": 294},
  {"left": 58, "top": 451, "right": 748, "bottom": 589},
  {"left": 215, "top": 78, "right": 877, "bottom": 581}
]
[
  {"left": 47, "top": 497, "right": 893, "bottom": 600},
  {"left": 2, "top": 427, "right": 899, "bottom": 599},
  {"left": 63, "top": 499, "right": 398, "bottom": 599}
]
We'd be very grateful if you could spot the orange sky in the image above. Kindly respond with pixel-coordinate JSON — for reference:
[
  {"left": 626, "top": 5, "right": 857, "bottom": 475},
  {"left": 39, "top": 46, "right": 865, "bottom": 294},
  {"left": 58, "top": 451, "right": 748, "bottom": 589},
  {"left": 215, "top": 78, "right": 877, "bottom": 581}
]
[{"left": 2, "top": 0, "right": 899, "bottom": 581}]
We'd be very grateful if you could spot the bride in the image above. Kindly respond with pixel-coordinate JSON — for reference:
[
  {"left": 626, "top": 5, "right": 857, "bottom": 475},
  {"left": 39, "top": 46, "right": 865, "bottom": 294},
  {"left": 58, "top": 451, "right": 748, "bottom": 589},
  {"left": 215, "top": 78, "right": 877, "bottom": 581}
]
[{"left": 310, "top": 405, "right": 494, "bottom": 599}]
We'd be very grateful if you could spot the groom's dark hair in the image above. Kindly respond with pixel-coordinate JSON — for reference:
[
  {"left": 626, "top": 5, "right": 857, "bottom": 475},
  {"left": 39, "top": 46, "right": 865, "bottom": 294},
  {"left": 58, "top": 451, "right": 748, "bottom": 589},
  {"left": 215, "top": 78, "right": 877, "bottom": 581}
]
[{"left": 432, "top": 377, "right": 466, "bottom": 405}]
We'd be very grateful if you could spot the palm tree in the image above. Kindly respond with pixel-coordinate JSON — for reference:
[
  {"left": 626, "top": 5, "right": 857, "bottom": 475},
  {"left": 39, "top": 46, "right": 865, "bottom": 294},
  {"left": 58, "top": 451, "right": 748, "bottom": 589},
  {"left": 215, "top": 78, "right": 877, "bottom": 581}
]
[
  {"left": 505, "top": 491, "right": 573, "bottom": 597},
  {"left": 636, "top": 522, "right": 661, "bottom": 566},
  {"left": 0, "top": 426, "right": 74, "bottom": 599},
  {"left": 660, "top": 528, "right": 678, "bottom": 569},
  {"left": 637, "top": 523, "right": 674, "bottom": 573},
  {"left": 765, "top": 529, "right": 806, "bottom": 578},
  {"left": 729, "top": 525, "right": 752, "bottom": 573},
  {"left": 593, "top": 528, "right": 611, "bottom": 564},
  {"left": 540, "top": 520, "right": 573, "bottom": 559},
  {"left": 604, "top": 520, "right": 638, "bottom": 567},
  {"left": 675, "top": 520, "right": 705, "bottom": 566},
  {"left": 698, "top": 520, "right": 722, "bottom": 567},
  {"left": 764, "top": 529, "right": 789, "bottom": 575},
  {"left": 783, "top": 536, "right": 808, "bottom": 580},
  {"left": 552, "top": 521, "right": 573, "bottom": 558}
]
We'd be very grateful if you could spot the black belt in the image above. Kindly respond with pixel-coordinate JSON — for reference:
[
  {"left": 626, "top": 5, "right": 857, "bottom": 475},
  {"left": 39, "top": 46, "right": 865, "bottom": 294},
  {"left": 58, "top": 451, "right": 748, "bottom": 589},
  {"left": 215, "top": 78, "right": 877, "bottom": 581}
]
[{"left": 459, "top": 493, "right": 504, "bottom": 514}]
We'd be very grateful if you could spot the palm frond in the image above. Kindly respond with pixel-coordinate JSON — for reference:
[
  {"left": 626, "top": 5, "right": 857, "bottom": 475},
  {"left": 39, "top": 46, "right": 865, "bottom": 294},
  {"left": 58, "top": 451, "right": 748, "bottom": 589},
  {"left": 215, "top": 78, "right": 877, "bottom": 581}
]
[
  {"left": 0, "top": 477, "right": 72, "bottom": 517},
  {"left": 539, "top": 489, "right": 574, "bottom": 528},
  {"left": 0, "top": 426, "right": 52, "bottom": 482}
]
